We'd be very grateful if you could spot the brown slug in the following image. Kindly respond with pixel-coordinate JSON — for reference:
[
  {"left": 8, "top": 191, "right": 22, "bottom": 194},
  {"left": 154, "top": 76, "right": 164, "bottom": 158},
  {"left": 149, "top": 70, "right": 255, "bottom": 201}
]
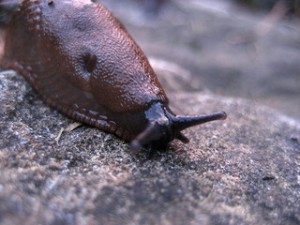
[{"left": 0, "top": 0, "right": 226, "bottom": 152}]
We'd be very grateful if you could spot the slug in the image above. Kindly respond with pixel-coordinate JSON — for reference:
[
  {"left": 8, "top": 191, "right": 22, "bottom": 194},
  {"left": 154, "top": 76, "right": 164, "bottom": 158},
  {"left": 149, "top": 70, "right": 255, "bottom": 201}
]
[{"left": 0, "top": 0, "right": 226, "bottom": 152}]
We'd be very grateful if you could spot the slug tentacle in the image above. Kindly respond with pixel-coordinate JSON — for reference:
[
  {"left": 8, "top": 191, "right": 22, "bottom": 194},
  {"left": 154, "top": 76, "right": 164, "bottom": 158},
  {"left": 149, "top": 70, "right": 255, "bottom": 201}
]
[
  {"left": 176, "top": 132, "right": 189, "bottom": 143},
  {"left": 171, "top": 111, "right": 227, "bottom": 132},
  {"left": 130, "top": 123, "right": 162, "bottom": 152},
  {"left": 130, "top": 103, "right": 227, "bottom": 151}
]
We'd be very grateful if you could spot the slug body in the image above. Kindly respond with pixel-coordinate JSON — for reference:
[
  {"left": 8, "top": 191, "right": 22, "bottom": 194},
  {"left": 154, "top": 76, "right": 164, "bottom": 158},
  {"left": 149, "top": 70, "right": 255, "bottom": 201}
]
[{"left": 0, "top": 0, "right": 226, "bottom": 152}]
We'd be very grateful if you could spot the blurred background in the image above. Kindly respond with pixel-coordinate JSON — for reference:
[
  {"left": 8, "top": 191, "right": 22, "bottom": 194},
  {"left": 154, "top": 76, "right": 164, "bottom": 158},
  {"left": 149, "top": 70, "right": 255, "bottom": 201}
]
[{"left": 99, "top": 0, "right": 300, "bottom": 120}]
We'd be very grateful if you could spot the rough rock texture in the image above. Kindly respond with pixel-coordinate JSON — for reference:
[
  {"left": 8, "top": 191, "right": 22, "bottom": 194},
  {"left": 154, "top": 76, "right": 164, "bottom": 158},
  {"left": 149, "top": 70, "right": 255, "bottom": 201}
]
[
  {"left": 1, "top": 1, "right": 300, "bottom": 224},
  {"left": 0, "top": 70, "right": 299, "bottom": 225}
]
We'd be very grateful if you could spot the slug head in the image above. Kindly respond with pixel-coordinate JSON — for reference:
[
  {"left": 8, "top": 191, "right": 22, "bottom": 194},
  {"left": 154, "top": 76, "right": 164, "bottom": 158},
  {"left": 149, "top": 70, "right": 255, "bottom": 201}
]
[{"left": 130, "top": 102, "right": 227, "bottom": 153}]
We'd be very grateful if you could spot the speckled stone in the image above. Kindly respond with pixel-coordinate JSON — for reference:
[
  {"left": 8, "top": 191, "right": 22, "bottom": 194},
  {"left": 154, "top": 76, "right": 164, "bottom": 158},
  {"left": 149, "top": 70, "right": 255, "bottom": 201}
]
[{"left": 0, "top": 70, "right": 299, "bottom": 225}]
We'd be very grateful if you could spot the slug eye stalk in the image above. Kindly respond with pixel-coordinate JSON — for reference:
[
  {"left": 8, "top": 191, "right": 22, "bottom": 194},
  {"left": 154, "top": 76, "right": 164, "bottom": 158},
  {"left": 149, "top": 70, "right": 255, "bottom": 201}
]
[
  {"left": 130, "top": 102, "right": 227, "bottom": 151},
  {"left": 171, "top": 111, "right": 227, "bottom": 132}
]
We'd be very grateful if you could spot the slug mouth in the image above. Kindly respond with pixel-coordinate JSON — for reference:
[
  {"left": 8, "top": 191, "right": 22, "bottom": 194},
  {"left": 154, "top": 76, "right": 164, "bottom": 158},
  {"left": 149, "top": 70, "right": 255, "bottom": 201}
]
[{"left": 130, "top": 102, "right": 227, "bottom": 153}]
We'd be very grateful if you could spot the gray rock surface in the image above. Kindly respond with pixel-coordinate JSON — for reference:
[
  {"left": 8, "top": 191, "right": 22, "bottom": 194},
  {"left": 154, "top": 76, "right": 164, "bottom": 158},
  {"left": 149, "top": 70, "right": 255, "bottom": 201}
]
[
  {"left": 1, "top": 1, "right": 300, "bottom": 224},
  {"left": 0, "top": 70, "right": 299, "bottom": 225}
]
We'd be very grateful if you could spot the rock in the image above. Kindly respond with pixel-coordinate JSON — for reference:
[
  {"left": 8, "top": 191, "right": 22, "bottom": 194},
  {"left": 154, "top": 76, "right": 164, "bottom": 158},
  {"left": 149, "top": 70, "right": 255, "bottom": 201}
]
[
  {"left": 0, "top": 70, "right": 299, "bottom": 225},
  {"left": 234, "top": 0, "right": 300, "bottom": 14},
  {"left": 0, "top": 1, "right": 299, "bottom": 224}
]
